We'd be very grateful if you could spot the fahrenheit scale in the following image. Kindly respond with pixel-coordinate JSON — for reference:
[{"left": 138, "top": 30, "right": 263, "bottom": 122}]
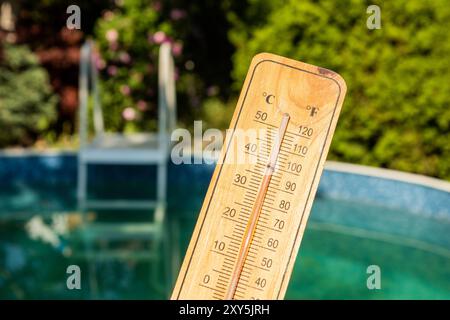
[{"left": 172, "top": 53, "right": 347, "bottom": 300}]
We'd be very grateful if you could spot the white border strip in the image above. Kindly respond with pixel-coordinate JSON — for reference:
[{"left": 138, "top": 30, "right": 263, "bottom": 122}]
[{"left": 325, "top": 161, "right": 450, "bottom": 193}]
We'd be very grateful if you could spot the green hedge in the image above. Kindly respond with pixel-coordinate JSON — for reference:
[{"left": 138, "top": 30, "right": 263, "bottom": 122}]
[
  {"left": 228, "top": 0, "right": 450, "bottom": 180},
  {"left": 90, "top": 0, "right": 449, "bottom": 179}
]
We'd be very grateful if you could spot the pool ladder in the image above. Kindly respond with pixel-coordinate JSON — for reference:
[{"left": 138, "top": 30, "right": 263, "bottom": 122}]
[{"left": 76, "top": 40, "right": 176, "bottom": 295}]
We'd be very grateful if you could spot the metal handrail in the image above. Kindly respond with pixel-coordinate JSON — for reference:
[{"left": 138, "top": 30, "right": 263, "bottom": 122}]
[
  {"left": 158, "top": 42, "right": 177, "bottom": 153},
  {"left": 78, "top": 40, "right": 177, "bottom": 148}
]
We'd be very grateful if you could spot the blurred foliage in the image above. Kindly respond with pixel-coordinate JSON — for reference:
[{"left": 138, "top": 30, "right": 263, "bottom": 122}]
[
  {"left": 1, "top": 0, "right": 448, "bottom": 179},
  {"left": 94, "top": 0, "right": 234, "bottom": 132},
  {"left": 0, "top": 43, "right": 57, "bottom": 147},
  {"left": 228, "top": 0, "right": 450, "bottom": 179}
]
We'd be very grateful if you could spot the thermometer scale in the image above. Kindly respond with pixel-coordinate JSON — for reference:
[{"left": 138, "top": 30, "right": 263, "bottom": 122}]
[{"left": 172, "top": 53, "right": 347, "bottom": 300}]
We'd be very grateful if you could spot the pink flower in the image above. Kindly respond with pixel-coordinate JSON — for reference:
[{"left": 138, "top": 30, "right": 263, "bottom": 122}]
[
  {"left": 170, "top": 9, "right": 186, "bottom": 20},
  {"left": 137, "top": 100, "right": 148, "bottom": 111},
  {"left": 107, "top": 65, "right": 118, "bottom": 76},
  {"left": 109, "top": 42, "right": 119, "bottom": 51},
  {"left": 122, "top": 107, "right": 136, "bottom": 121},
  {"left": 120, "top": 85, "right": 131, "bottom": 95},
  {"left": 147, "top": 33, "right": 153, "bottom": 44},
  {"left": 119, "top": 52, "right": 131, "bottom": 64},
  {"left": 103, "top": 10, "right": 114, "bottom": 21},
  {"left": 105, "top": 29, "right": 118, "bottom": 43},
  {"left": 152, "top": 1, "right": 162, "bottom": 12},
  {"left": 93, "top": 54, "right": 106, "bottom": 70},
  {"left": 172, "top": 41, "right": 183, "bottom": 57},
  {"left": 152, "top": 31, "right": 166, "bottom": 44}
]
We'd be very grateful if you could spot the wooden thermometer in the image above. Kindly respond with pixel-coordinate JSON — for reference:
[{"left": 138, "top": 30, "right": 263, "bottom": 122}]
[{"left": 171, "top": 53, "right": 347, "bottom": 300}]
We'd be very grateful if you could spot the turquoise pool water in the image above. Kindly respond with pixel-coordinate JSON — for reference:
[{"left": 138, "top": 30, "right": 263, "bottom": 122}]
[{"left": 0, "top": 155, "right": 449, "bottom": 299}]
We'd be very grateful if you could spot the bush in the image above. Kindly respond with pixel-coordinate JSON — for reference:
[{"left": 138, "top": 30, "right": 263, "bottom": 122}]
[
  {"left": 229, "top": 0, "right": 450, "bottom": 180},
  {"left": 0, "top": 43, "right": 57, "bottom": 147}
]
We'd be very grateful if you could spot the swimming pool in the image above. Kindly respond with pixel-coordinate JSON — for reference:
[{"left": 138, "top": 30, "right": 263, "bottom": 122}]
[{"left": 0, "top": 152, "right": 449, "bottom": 299}]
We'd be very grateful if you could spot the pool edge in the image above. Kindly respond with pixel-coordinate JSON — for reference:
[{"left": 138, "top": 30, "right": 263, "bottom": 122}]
[{"left": 325, "top": 161, "right": 450, "bottom": 193}]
